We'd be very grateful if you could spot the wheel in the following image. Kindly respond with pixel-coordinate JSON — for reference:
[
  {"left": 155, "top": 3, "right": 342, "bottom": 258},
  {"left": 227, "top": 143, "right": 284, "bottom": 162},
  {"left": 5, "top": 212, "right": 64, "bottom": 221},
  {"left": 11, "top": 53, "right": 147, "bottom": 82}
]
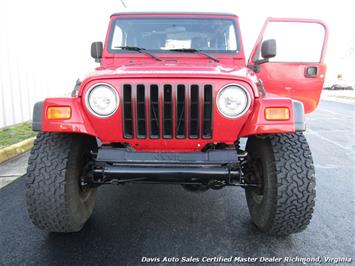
[
  {"left": 244, "top": 133, "right": 316, "bottom": 236},
  {"left": 25, "top": 133, "right": 97, "bottom": 232}
]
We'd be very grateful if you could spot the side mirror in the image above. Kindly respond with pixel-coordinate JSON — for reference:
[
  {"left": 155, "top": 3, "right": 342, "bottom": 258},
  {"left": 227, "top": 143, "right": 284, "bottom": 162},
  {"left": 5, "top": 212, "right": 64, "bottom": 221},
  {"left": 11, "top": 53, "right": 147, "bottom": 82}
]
[
  {"left": 248, "top": 39, "right": 276, "bottom": 73},
  {"left": 261, "top": 39, "right": 276, "bottom": 59},
  {"left": 91, "top": 42, "right": 103, "bottom": 62}
]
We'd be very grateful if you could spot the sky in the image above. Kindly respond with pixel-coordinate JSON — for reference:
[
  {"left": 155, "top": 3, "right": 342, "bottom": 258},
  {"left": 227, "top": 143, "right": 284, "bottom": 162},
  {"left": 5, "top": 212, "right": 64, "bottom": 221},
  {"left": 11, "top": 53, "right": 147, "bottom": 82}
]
[
  {"left": 0, "top": 0, "right": 354, "bottom": 126},
  {"left": 1, "top": 0, "right": 354, "bottom": 87}
]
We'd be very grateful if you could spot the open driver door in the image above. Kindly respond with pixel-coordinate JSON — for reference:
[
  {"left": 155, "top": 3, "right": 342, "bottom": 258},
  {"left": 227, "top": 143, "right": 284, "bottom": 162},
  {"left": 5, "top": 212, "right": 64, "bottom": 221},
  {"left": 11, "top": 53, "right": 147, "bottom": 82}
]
[{"left": 248, "top": 18, "right": 328, "bottom": 113}]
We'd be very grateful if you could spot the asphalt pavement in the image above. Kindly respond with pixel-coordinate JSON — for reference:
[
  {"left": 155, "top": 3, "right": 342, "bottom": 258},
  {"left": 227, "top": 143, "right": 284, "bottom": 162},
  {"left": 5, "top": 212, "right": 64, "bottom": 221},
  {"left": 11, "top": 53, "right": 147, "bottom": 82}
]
[{"left": 0, "top": 100, "right": 354, "bottom": 266}]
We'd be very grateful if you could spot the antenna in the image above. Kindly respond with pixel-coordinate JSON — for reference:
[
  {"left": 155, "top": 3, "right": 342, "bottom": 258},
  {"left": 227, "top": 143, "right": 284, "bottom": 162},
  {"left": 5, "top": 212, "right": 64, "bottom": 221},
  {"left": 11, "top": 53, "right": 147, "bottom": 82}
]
[{"left": 120, "top": 0, "right": 127, "bottom": 8}]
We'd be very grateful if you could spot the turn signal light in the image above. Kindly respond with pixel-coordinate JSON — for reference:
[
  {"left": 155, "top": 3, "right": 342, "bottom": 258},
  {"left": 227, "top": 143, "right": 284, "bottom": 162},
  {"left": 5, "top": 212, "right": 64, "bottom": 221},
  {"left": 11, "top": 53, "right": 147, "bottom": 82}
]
[
  {"left": 265, "top": 107, "right": 290, "bottom": 121},
  {"left": 47, "top": 106, "right": 71, "bottom": 120}
]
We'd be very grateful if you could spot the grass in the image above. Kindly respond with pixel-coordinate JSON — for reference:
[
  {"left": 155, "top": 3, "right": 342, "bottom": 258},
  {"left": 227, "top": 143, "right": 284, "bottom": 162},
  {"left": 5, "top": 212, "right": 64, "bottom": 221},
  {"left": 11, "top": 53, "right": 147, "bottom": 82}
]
[{"left": 0, "top": 122, "right": 37, "bottom": 149}]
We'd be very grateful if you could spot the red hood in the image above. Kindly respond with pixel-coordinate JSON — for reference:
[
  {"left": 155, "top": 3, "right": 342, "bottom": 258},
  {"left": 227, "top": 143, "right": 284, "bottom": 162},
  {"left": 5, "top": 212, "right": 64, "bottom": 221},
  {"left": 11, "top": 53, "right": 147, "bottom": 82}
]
[
  {"left": 79, "top": 61, "right": 260, "bottom": 98},
  {"left": 83, "top": 61, "right": 257, "bottom": 82}
]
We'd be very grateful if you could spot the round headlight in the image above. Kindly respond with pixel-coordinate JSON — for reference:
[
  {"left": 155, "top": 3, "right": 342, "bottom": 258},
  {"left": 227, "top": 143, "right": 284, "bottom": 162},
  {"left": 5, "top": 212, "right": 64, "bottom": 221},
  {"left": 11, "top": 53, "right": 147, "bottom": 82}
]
[
  {"left": 217, "top": 84, "right": 250, "bottom": 118},
  {"left": 86, "top": 83, "right": 119, "bottom": 117}
]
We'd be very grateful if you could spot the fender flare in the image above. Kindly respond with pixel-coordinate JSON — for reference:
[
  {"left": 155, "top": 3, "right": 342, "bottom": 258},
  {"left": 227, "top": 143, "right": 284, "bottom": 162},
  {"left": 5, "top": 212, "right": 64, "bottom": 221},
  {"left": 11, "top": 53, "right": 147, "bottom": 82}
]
[
  {"left": 240, "top": 97, "right": 306, "bottom": 137},
  {"left": 31, "top": 98, "right": 96, "bottom": 136},
  {"left": 32, "top": 101, "right": 44, "bottom": 131},
  {"left": 293, "top": 100, "right": 306, "bottom": 131}
]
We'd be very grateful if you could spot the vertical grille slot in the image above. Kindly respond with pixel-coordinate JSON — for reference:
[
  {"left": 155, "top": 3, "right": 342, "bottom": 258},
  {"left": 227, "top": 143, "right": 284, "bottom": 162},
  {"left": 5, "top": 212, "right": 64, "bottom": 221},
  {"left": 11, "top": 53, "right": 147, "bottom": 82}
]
[
  {"left": 176, "top": 84, "right": 186, "bottom": 138},
  {"left": 202, "top": 85, "right": 213, "bottom": 138},
  {"left": 189, "top": 85, "right": 199, "bottom": 138},
  {"left": 122, "top": 82, "right": 213, "bottom": 140},
  {"left": 163, "top": 84, "right": 173, "bottom": 138},
  {"left": 123, "top": 84, "right": 133, "bottom": 138},
  {"left": 149, "top": 84, "right": 160, "bottom": 138},
  {"left": 136, "top": 84, "right": 146, "bottom": 138}
]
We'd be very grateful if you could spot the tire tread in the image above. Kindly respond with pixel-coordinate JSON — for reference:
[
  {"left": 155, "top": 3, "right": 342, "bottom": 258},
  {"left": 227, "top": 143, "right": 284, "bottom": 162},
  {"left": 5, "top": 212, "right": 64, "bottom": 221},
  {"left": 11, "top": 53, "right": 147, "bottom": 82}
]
[
  {"left": 25, "top": 133, "right": 95, "bottom": 232},
  {"left": 269, "top": 133, "right": 316, "bottom": 235}
]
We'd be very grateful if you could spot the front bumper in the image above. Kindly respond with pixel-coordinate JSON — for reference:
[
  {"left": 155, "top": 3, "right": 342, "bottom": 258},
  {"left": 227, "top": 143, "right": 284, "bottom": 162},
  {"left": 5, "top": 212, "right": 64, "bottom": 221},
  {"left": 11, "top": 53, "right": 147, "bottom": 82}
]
[{"left": 85, "top": 147, "right": 242, "bottom": 187}]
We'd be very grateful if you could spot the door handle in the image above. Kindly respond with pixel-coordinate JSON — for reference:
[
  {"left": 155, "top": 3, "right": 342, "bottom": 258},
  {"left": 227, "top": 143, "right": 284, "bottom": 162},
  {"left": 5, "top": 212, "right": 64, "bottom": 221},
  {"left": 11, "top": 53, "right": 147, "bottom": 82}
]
[{"left": 305, "top": 66, "right": 318, "bottom": 77}]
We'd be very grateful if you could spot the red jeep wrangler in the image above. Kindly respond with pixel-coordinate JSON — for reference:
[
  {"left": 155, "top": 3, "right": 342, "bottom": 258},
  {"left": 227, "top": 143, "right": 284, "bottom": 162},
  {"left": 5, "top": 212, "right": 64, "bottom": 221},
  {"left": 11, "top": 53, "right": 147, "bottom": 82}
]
[{"left": 25, "top": 12, "right": 328, "bottom": 235}]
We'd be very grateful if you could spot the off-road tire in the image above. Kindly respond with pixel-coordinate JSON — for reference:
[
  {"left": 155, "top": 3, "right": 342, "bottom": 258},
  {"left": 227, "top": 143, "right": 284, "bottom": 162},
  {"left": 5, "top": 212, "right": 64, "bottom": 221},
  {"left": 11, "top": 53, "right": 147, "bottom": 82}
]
[
  {"left": 25, "top": 133, "right": 97, "bottom": 232},
  {"left": 245, "top": 133, "right": 315, "bottom": 236}
]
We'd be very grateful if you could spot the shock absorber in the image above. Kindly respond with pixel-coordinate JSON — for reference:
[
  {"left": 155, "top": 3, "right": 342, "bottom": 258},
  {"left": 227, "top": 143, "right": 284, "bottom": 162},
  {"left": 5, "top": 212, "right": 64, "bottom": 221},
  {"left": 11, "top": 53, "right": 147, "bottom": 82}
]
[
  {"left": 234, "top": 140, "right": 248, "bottom": 157},
  {"left": 234, "top": 140, "right": 248, "bottom": 186}
]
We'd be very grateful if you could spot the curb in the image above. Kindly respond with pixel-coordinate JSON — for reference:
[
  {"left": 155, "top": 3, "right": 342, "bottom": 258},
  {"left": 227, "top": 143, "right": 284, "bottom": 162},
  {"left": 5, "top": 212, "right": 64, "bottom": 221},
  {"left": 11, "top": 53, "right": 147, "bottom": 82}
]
[{"left": 0, "top": 137, "right": 36, "bottom": 164}]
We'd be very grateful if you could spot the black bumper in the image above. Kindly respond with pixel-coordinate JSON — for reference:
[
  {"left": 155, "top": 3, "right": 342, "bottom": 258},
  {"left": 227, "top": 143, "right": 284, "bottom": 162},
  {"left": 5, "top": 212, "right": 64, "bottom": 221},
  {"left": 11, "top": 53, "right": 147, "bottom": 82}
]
[
  {"left": 89, "top": 147, "right": 241, "bottom": 185},
  {"left": 95, "top": 147, "right": 238, "bottom": 164}
]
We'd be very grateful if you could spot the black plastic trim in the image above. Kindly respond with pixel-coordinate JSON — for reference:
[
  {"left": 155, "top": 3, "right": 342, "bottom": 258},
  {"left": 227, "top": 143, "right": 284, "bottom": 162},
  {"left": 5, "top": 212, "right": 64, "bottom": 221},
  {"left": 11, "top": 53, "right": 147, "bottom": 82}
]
[
  {"left": 176, "top": 84, "right": 186, "bottom": 138},
  {"left": 189, "top": 84, "right": 200, "bottom": 138},
  {"left": 122, "top": 84, "right": 134, "bottom": 138},
  {"left": 293, "top": 100, "right": 306, "bottom": 131},
  {"left": 305, "top": 66, "right": 318, "bottom": 77},
  {"left": 149, "top": 84, "right": 160, "bottom": 138},
  {"left": 32, "top": 101, "right": 44, "bottom": 131},
  {"left": 71, "top": 79, "right": 81, "bottom": 97},
  {"left": 202, "top": 84, "right": 213, "bottom": 138},
  {"left": 96, "top": 147, "right": 238, "bottom": 164},
  {"left": 163, "top": 84, "right": 173, "bottom": 138},
  {"left": 136, "top": 84, "right": 147, "bottom": 138}
]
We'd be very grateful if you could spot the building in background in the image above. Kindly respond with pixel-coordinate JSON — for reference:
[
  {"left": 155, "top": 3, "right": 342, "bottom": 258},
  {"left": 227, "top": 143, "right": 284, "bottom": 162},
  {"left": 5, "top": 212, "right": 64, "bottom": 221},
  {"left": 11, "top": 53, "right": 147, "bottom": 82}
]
[{"left": 324, "top": 45, "right": 355, "bottom": 89}]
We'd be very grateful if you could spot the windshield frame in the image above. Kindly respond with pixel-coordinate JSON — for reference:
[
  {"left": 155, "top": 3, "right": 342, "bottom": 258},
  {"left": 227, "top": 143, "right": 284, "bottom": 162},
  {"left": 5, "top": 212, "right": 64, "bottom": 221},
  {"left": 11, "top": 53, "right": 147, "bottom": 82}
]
[{"left": 106, "top": 16, "right": 241, "bottom": 55}]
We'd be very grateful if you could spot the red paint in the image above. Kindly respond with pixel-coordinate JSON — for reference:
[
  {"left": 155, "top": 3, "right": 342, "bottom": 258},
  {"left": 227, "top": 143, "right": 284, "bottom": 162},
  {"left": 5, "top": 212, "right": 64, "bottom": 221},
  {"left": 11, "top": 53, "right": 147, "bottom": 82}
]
[
  {"left": 255, "top": 63, "right": 326, "bottom": 113},
  {"left": 40, "top": 13, "right": 328, "bottom": 151},
  {"left": 248, "top": 17, "right": 328, "bottom": 113},
  {"left": 42, "top": 98, "right": 96, "bottom": 136},
  {"left": 44, "top": 79, "right": 255, "bottom": 152},
  {"left": 240, "top": 97, "right": 295, "bottom": 137}
]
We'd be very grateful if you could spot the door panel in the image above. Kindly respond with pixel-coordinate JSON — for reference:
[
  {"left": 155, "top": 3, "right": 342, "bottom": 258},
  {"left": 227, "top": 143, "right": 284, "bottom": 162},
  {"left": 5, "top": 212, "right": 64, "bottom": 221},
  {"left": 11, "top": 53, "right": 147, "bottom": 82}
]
[
  {"left": 249, "top": 18, "right": 328, "bottom": 113},
  {"left": 258, "top": 63, "right": 326, "bottom": 112}
]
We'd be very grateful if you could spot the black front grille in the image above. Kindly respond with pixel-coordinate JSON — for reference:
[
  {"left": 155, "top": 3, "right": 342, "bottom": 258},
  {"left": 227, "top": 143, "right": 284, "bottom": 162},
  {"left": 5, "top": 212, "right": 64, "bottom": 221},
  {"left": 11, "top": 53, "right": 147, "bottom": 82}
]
[
  {"left": 136, "top": 84, "right": 146, "bottom": 138},
  {"left": 149, "top": 85, "right": 160, "bottom": 138},
  {"left": 176, "top": 85, "right": 186, "bottom": 138},
  {"left": 163, "top": 85, "right": 173, "bottom": 138},
  {"left": 122, "top": 83, "right": 213, "bottom": 139},
  {"left": 202, "top": 85, "right": 213, "bottom": 138},
  {"left": 122, "top": 84, "right": 133, "bottom": 138},
  {"left": 189, "top": 85, "right": 199, "bottom": 138}
]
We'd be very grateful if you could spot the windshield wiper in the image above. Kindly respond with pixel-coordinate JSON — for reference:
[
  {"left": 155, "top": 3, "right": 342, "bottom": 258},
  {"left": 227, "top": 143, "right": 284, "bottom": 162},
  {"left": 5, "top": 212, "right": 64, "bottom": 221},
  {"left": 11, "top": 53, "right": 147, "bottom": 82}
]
[
  {"left": 169, "top": 48, "right": 219, "bottom": 62},
  {"left": 115, "top": 46, "right": 162, "bottom": 61}
]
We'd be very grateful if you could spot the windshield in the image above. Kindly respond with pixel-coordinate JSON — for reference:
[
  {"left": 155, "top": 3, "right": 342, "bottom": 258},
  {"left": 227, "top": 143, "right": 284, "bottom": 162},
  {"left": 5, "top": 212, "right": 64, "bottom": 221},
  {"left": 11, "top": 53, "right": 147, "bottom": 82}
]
[{"left": 109, "top": 17, "right": 239, "bottom": 53}]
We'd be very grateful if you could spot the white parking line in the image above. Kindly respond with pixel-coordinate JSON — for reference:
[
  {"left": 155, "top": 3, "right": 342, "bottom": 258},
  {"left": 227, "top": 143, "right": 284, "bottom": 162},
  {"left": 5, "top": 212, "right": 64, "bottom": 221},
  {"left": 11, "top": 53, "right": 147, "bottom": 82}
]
[
  {"left": 0, "top": 176, "right": 21, "bottom": 189},
  {"left": 319, "top": 109, "right": 354, "bottom": 119},
  {"left": 307, "top": 129, "right": 351, "bottom": 150},
  {"left": 314, "top": 164, "right": 337, "bottom": 169}
]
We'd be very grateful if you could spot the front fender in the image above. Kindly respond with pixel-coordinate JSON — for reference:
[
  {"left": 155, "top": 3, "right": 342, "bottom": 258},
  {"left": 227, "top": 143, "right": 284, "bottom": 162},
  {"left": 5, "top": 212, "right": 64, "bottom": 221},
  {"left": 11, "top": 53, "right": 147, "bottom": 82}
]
[
  {"left": 32, "top": 98, "right": 96, "bottom": 136},
  {"left": 240, "top": 97, "right": 305, "bottom": 137},
  {"left": 32, "top": 96, "right": 305, "bottom": 145}
]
